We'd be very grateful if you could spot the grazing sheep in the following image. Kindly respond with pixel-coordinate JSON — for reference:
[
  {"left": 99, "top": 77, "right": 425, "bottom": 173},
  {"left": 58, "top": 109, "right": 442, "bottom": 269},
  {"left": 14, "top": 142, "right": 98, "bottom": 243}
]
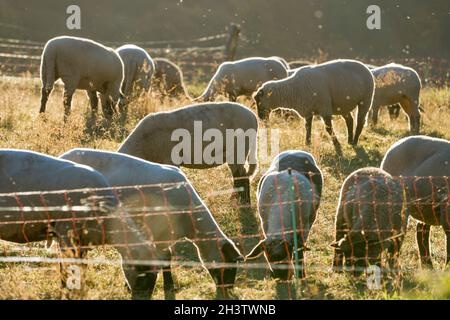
[
  {"left": 331, "top": 167, "right": 408, "bottom": 276},
  {"left": 366, "top": 63, "right": 402, "bottom": 120},
  {"left": 115, "top": 44, "right": 155, "bottom": 114},
  {"left": 289, "top": 60, "right": 313, "bottom": 69},
  {"left": 247, "top": 151, "right": 322, "bottom": 284},
  {"left": 152, "top": 58, "right": 190, "bottom": 100},
  {"left": 197, "top": 57, "right": 288, "bottom": 102},
  {"left": 60, "top": 148, "right": 243, "bottom": 299},
  {"left": 254, "top": 59, "right": 375, "bottom": 152},
  {"left": 118, "top": 102, "right": 258, "bottom": 207},
  {"left": 0, "top": 149, "right": 159, "bottom": 299},
  {"left": 381, "top": 135, "right": 450, "bottom": 268},
  {"left": 39, "top": 36, "right": 124, "bottom": 120},
  {"left": 370, "top": 63, "right": 422, "bottom": 133}
]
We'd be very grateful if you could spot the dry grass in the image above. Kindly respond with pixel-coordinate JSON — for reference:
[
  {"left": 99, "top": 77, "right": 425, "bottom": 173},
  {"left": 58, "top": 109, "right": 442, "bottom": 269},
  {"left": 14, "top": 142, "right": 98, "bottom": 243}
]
[{"left": 0, "top": 75, "right": 449, "bottom": 299}]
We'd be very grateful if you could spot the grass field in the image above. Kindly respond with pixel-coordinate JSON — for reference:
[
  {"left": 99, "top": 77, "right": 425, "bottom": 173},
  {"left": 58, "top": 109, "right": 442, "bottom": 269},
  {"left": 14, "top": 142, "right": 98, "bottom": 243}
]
[{"left": 0, "top": 76, "right": 449, "bottom": 299}]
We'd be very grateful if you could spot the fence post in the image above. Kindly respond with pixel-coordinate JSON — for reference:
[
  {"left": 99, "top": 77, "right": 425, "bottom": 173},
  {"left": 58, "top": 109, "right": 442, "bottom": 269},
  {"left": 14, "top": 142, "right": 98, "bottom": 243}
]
[{"left": 224, "top": 23, "right": 240, "bottom": 61}]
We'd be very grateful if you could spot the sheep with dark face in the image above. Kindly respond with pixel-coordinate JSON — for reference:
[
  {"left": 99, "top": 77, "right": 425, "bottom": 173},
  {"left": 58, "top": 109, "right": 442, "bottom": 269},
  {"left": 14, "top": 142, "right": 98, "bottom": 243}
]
[
  {"left": 381, "top": 135, "right": 450, "bottom": 268},
  {"left": 247, "top": 151, "right": 322, "bottom": 283},
  {"left": 39, "top": 36, "right": 124, "bottom": 120},
  {"left": 331, "top": 168, "right": 408, "bottom": 276},
  {"left": 254, "top": 59, "right": 375, "bottom": 154},
  {"left": 60, "top": 148, "right": 243, "bottom": 299},
  {"left": 115, "top": 44, "right": 155, "bottom": 116},
  {"left": 198, "top": 57, "right": 288, "bottom": 102},
  {"left": 152, "top": 58, "right": 190, "bottom": 100},
  {"left": 370, "top": 63, "right": 422, "bottom": 133},
  {"left": 0, "top": 149, "right": 159, "bottom": 299}
]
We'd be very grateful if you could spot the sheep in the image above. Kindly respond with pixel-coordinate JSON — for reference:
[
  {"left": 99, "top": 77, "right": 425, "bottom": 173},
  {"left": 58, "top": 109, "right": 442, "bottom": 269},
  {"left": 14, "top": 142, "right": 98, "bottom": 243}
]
[
  {"left": 380, "top": 135, "right": 450, "bottom": 268},
  {"left": 0, "top": 149, "right": 160, "bottom": 299},
  {"left": 247, "top": 151, "right": 322, "bottom": 287},
  {"left": 365, "top": 64, "right": 402, "bottom": 120},
  {"left": 39, "top": 36, "right": 124, "bottom": 120},
  {"left": 197, "top": 57, "right": 288, "bottom": 102},
  {"left": 331, "top": 167, "right": 408, "bottom": 277},
  {"left": 115, "top": 44, "right": 155, "bottom": 116},
  {"left": 152, "top": 58, "right": 190, "bottom": 100},
  {"left": 118, "top": 102, "right": 258, "bottom": 207},
  {"left": 60, "top": 148, "right": 243, "bottom": 299},
  {"left": 370, "top": 63, "right": 422, "bottom": 133},
  {"left": 254, "top": 59, "right": 375, "bottom": 153}
]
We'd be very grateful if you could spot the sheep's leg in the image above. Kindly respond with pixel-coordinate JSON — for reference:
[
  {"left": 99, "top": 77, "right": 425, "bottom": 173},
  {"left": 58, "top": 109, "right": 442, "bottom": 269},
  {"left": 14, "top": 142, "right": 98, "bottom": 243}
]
[
  {"left": 63, "top": 88, "right": 75, "bottom": 122},
  {"left": 39, "top": 87, "right": 52, "bottom": 113},
  {"left": 305, "top": 114, "right": 313, "bottom": 145},
  {"left": 100, "top": 93, "right": 115, "bottom": 120},
  {"left": 343, "top": 113, "right": 354, "bottom": 145},
  {"left": 323, "top": 116, "right": 342, "bottom": 155},
  {"left": 161, "top": 249, "right": 176, "bottom": 300},
  {"left": 416, "top": 222, "right": 433, "bottom": 268},
  {"left": 399, "top": 97, "right": 420, "bottom": 134},
  {"left": 87, "top": 90, "right": 98, "bottom": 115},
  {"left": 370, "top": 104, "right": 380, "bottom": 126},
  {"left": 353, "top": 100, "right": 370, "bottom": 146}
]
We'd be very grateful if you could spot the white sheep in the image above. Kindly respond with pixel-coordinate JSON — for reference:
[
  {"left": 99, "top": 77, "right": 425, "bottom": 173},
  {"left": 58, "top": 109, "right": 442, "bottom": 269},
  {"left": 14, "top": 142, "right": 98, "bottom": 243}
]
[
  {"left": 115, "top": 44, "right": 155, "bottom": 114},
  {"left": 152, "top": 58, "right": 191, "bottom": 100},
  {"left": 39, "top": 36, "right": 124, "bottom": 120},
  {"left": 247, "top": 151, "right": 322, "bottom": 286},
  {"left": 60, "top": 148, "right": 243, "bottom": 299},
  {"left": 0, "top": 149, "right": 159, "bottom": 299},
  {"left": 118, "top": 102, "right": 258, "bottom": 207},
  {"left": 380, "top": 135, "right": 450, "bottom": 268},
  {"left": 254, "top": 59, "right": 375, "bottom": 153},
  {"left": 197, "top": 57, "right": 288, "bottom": 102},
  {"left": 331, "top": 167, "right": 407, "bottom": 276},
  {"left": 370, "top": 63, "right": 422, "bottom": 133}
]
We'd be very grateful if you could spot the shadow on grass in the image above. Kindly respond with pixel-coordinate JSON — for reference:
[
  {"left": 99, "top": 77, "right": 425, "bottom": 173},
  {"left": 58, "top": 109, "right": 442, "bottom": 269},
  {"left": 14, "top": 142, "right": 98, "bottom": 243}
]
[
  {"left": 320, "top": 145, "right": 385, "bottom": 178},
  {"left": 82, "top": 113, "right": 130, "bottom": 143}
]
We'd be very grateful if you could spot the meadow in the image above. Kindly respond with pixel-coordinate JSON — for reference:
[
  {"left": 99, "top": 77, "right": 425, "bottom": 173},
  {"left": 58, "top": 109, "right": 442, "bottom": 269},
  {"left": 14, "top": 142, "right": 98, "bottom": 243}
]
[{"left": 0, "top": 76, "right": 449, "bottom": 299}]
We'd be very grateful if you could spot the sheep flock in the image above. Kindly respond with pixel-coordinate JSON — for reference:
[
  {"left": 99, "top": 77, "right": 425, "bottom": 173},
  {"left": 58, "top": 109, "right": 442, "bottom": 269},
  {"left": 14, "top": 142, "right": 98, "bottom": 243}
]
[{"left": 0, "top": 34, "right": 448, "bottom": 300}]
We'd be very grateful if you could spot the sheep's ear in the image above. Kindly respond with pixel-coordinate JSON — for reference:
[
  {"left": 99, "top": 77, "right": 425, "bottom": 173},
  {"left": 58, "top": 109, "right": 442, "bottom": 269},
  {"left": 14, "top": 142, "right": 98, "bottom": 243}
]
[
  {"left": 253, "top": 89, "right": 263, "bottom": 102},
  {"left": 245, "top": 239, "right": 266, "bottom": 260}
]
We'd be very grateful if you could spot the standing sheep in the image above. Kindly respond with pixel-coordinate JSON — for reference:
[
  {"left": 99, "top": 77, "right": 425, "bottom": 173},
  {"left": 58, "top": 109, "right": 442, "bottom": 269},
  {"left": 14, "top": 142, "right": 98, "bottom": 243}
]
[
  {"left": 370, "top": 63, "right": 422, "bottom": 133},
  {"left": 60, "top": 148, "right": 243, "bottom": 300},
  {"left": 0, "top": 149, "right": 160, "bottom": 299},
  {"left": 118, "top": 102, "right": 258, "bottom": 207},
  {"left": 115, "top": 44, "right": 155, "bottom": 115},
  {"left": 254, "top": 59, "right": 375, "bottom": 153},
  {"left": 197, "top": 57, "right": 288, "bottom": 102},
  {"left": 247, "top": 151, "right": 322, "bottom": 293},
  {"left": 152, "top": 58, "right": 190, "bottom": 100},
  {"left": 331, "top": 168, "right": 408, "bottom": 276},
  {"left": 39, "top": 36, "right": 124, "bottom": 120},
  {"left": 380, "top": 135, "right": 450, "bottom": 268}
]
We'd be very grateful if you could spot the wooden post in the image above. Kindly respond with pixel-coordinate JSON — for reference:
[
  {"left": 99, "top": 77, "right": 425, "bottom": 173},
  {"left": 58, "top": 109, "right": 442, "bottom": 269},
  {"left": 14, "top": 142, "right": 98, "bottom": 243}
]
[{"left": 224, "top": 23, "right": 240, "bottom": 61}]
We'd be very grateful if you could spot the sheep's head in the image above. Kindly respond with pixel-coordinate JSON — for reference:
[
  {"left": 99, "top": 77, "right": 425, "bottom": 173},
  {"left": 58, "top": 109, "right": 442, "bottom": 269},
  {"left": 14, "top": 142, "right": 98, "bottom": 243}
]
[
  {"left": 207, "top": 240, "right": 243, "bottom": 299},
  {"left": 253, "top": 86, "right": 275, "bottom": 120}
]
